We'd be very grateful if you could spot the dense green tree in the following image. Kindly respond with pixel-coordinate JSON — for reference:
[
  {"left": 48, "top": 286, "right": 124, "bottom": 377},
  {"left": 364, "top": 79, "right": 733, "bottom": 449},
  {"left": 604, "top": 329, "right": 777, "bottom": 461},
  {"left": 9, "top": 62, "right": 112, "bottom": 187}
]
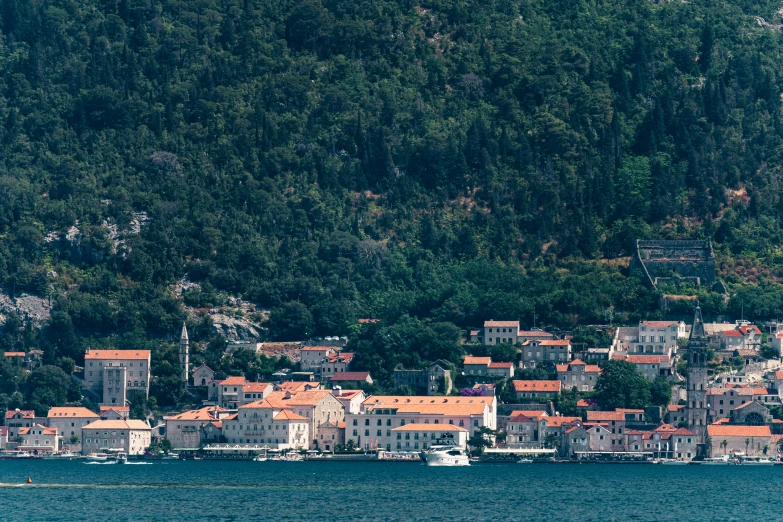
[
  {"left": 650, "top": 376, "right": 673, "bottom": 408},
  {"left": 594, "top": 361, "right": 651, "bottom": 410}
]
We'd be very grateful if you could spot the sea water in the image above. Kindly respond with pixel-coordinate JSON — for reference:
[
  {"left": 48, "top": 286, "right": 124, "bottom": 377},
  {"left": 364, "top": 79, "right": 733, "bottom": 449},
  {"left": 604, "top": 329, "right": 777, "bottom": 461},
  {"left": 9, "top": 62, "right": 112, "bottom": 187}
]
[{"left": 0, "top": 460, "right": 777, "bottom": 521}]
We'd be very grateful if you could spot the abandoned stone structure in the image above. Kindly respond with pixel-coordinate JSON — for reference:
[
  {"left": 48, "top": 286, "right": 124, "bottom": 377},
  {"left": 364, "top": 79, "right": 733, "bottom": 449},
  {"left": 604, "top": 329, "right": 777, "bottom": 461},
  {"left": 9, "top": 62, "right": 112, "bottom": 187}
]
[{"left": 631, "top": 240, "right": 716, "bottom": 288}]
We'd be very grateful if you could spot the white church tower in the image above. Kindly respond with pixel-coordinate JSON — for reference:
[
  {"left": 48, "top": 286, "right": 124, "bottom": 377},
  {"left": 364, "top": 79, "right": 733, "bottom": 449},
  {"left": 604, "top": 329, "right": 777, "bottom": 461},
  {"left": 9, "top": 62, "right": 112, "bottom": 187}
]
[{"left": 180, "top": 323, "right": 189, "bottom": 384}]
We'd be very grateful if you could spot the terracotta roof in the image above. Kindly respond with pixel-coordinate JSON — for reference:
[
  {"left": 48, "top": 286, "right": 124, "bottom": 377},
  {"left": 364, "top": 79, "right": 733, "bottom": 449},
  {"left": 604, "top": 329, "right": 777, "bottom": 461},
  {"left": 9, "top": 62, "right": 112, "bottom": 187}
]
[
  {"left": 220, "top": 376, "right": 246, "bottom": 386},
  {"left": 364, "top": 396, "right": 493, "bottom": 406},
  {"left": 330, "top": 371, "right": 371, "bottom": 381},
  {"left": 539, "top": 340, "right": 570, "bottom": 346},
  {"left": 164, "top": 407, "right": 227, "bottom": 422},
  {"left": 358, "top": 318, "right": 381, "bottom": 324},
  {"left": 84, "top": 349, "right": 150, "bottom": 360},
  {"left": 557, "top": 361, "right": 601, "bottom": 373},
  {"left": 721, "top": 330, "right": 743, "bottom": 338},
  {"left": 82, "top": 420, "right": 151, "bottom": 430},
  {"left": 4, "top": 352, "right": 24, "bottom": 357},
  {"left": 325, "top": 352, "right": 354, "bottom": 363},
  {"left": 667, "top": 404, "right": 685, "bottom": 412},
  {"left": 392, "top": 423, "right": 469, "bottom": 432},
  {"left": 706, "top": 425, "right": 771, "bottom": 437},
  {"left": 243, "top": 382, "right": 271, "bottom": 393},
  {"left": 301, "top": 346, "right": 333, "bottom": 352},
  {"left": 274, "top": 381, "right": 320, "bottom": 393},
  {"left": 508, "top": 413, "right": 536, "bottom": 423},
  {"left": 509, "top": 410, "right": 548, "bottom": 420},
  {"left": 463, "top": 356, "right": 491, "bottom": 365},
  {"left": 47, "top": 407, "right": 99, "bottom": 419},
  {"left": 19, "top": 424, "right": 58, "bottom": 436},
  {"left": 273, "top": 410, "right": 308, "bottom": 421},
  {"left": 512, "top": 380, "right": 562, "bottom": 393},
  {"left": 193, "top": 364, "right": 214, "bottom": 372},
  {"left": 488, "top": 362, "right": 513, "bottom": 369},
  {"left": 623, "top": 355, "right": 666, "bottom": 364},
  {"left": 736, "top": 349, "right": 758, "bottom": 357},
  {"left": 776, "top": 371, "right": 783, "bottom": 380},
  {"left": 577, "top": 399, "right": 600, "bottom": 408},
  {"left": 616, "top": 409, "right": 645, "bottom": 414},
  {"left": 5, "top": 410, "right": 34, "bottom": 419},
  {"left": 541, "top": 416, "right": 580, "bottom": 427},
  {"left": 641, "top": 321, "right": 681, "bottom": 328},
  {"left": 484, "top": 320, "right": 519, "bottom": 328},
  {"left": 586, "top": 411, "right": 624, "bottom": 421},
  {"left": 712, "top": 418, "right": 731, "bottom": 425},
  {"left": 518, "top": 331, "right": 554, "bottom": 337},
  {"left": 364, "top": 396, "right": 491, "bottom": 416},
  {"left": 469, "top": 330, "right": 480, "bottom": 336},
  {"left": 738, "top": 325, "right": 762, "bottom": 335},
  {"left": 707, "top": 387, "right": 768, "bottom": 396},
  {"left": 99, "top": 406, "right": 130, "bottom": 413}
]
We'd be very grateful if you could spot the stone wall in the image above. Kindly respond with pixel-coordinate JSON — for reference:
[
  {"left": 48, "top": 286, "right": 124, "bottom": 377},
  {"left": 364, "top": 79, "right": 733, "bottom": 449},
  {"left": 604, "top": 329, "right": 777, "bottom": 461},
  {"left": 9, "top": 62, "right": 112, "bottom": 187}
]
[{"left": 631, "top": 240, "right": 716, "bottom": 287}]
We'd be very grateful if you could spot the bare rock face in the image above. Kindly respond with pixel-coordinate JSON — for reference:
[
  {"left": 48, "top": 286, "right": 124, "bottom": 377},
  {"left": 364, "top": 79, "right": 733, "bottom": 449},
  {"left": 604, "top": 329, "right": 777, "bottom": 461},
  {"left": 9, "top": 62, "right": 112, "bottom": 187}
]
[
  {"left": 0, "top": 293, "right": 52, "bottom": 327},
  {"left": 209, "top": 313, "right": 264, "bottom": 341}
]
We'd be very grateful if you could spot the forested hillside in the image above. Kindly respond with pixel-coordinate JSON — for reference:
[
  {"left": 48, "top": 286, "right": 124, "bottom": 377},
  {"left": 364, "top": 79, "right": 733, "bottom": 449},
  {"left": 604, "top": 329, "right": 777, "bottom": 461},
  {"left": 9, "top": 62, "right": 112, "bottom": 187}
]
[{"left": 3, "top": 0, "right": 783, "bottom": 383}]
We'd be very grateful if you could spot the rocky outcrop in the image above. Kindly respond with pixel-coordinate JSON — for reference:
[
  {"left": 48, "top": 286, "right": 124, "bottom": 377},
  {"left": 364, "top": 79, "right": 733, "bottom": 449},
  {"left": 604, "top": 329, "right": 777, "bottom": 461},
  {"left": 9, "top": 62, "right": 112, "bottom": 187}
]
[{"left": 0, "top": 292, "right": 52, "bottom": 327}]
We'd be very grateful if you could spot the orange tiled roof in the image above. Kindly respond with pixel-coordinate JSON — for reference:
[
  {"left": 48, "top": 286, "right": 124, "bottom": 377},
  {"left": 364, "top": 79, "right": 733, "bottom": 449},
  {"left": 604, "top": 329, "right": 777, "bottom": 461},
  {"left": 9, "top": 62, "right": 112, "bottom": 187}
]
[
  {"left": 19, "top": 424, "right": 58, "bottom": 436},
  {"left": 518, "top": 331, "right": 554, "bottom": 337},
  {"left": 707, "top": 425, "right": 771, "bottom": 437},
  {"left": 243, "top": 382, "right": 271, "bottom": 393},
  {"left": 83, "top": 420, "right": 151, "bottom": 430},
  {"left": 577, "top": 399, "right": 600, "bottom": 408},
  {"left": 100, "top": 406, "right": 130, "bottom": 413},
  {"left": 586, "top": 411, "right": 624, "bottom": 421},
  {"left": 667, "top": 404, "right": 685, "bottom": 412},
  {"left": 463, "top": 356, "right": 491, "bottom": 365},
  {"left": 5, "top": 410, "right": 34, "bottom": 419},
  {"left": 541, "top": 416, "right": 580, "bottom": 427},
  {"left": 47, "top": 407, "right": 99, "bottom": 419},
  {"left": 164, "top": 407, "right": 227, "bottom": 422},
  {"left": 488, "top": 362, "right": 513, "bottom": 369},
  {"left": 325, "top": 352, "right": 354, "bottom": 363},
  {"left": 539, "top": 340, "right": 570, "bottom": 346},
  {"left": 273, "top": 410, "right": 308, "bottom": 421},
  {"left": 512, "top": 380, "right": 561, "bottom": 393},
  {"left": 510, "top": 410, "right": 548, "bottom": 420},
  {"left": 84, "top": 349, "right": 150, "bottom": 360},
  {"left": 623, "top": 355, "right": 666, "bottom": 365},
  {"left": 220, "top": 376, "right": 246, "bottom": 386},
  {"left": 392, "top": 424, "right": 468, "bottom": 432},
  {"left": 3, "top": 352, "right": 24, "bottom": 357}
]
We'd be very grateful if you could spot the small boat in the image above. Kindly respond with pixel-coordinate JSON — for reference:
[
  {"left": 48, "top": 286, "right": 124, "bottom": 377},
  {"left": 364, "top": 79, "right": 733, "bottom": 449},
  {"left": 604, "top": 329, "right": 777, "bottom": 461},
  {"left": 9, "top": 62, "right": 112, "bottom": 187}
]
[
  {"left": 516, "top": 458, "right": 533, "bottom": 464},
  {"left": 0, "top": 450, "right": 35, "bottom": 460},
  {"left": 701, "top": 455, "right": 731, "bottom": 465},
  {"left": 658, "top": 458, "right": 688, "bottom": 465},
  {"left": 86, "top": 453, "right": 109, "bottom": 462},
  {"left": 161, "top": 453, "right": 180, "bottom": 460},
  {"left": 736, "top": 454, "right": 774, "bottom": 465},
  {"left": 42, "top": 451, "right": 79, "bottom": 460}
]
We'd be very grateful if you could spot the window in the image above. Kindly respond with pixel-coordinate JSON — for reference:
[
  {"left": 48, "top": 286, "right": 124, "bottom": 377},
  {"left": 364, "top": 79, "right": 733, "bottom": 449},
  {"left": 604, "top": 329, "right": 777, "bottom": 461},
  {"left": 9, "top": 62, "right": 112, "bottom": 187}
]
[
  {"left": 364, "top": 430, "right": 369, "bottom": 436},
  {"left": 352, "top": 419, "right": 358, "bottom": 426},
  {"left": 365, "top": 419, "right": 370, "bottom": 426},
  {"left": 377, "top": 430, "right": 382, "bottom": 436},
  {"left": 352, "top": 429, "right": 357, "bottom": 436}
]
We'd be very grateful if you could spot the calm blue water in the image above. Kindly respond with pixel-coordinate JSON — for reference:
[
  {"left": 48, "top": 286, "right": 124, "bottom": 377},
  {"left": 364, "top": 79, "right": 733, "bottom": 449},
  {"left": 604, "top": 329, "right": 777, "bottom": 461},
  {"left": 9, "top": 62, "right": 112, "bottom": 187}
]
[{"left": 0, "top": 460, "right": 779, "bottom": 521}]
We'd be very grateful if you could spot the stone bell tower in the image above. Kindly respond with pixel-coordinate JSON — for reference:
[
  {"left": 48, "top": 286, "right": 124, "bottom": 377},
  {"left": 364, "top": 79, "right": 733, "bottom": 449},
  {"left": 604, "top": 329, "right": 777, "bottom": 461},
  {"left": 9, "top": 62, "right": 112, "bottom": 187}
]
[
  {"left": 686, "top": 305, "right": 710, "bottom": 443},
  {"left": 180, "top": 323, "right": 189, "bottom": 384}
]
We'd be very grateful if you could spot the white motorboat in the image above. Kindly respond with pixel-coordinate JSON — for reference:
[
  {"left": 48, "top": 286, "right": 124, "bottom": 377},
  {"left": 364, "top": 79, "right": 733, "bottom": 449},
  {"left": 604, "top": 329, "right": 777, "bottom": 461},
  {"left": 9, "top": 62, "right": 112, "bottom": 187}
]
[
  {"left": 658, "top": 458, "right": 688, "bottom": 465},
  {"left": 43, "top": 451, "right": 79, "bottom": 460},
  {"left": 701, "top": 455, "right": 731, "bottom": 465},
  {"left": 161, "top": 453, "right": 180, "bottom": 460},
  {"left": 516, "top": 458, "right": 533, "bottom": 464},
  {"left": 736, "top": 455, "right": 774, "bottom": 465},
  {"left": 424, "top": 445, "right": 470, "bottom": 467},
  {"left": 86, "top": 453, "right": 109, "bottom": 462}
]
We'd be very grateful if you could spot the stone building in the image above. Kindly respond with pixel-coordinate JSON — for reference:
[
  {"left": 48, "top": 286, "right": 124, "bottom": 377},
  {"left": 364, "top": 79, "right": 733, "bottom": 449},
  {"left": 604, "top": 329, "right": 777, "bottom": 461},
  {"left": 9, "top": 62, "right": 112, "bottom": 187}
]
[
  {"left": 630, "top": 240, "right": 716, "bottom": 288},
  {"left": 393, "top": 361, "right": 453, "bottom": 396},
  {"left": 83, "top": 349, "right": 151, "bottom": 406}
]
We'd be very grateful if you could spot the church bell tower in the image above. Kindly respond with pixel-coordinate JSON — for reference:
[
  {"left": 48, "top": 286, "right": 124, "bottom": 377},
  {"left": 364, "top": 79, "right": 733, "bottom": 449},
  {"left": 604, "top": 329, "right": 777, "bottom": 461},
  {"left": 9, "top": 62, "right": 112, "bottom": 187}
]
[
  {"left": 686, "top": 305, "right": 710, "bottom": 442},
  {"left": 180, "top": 323, "right": 189, "bottom": 384}
]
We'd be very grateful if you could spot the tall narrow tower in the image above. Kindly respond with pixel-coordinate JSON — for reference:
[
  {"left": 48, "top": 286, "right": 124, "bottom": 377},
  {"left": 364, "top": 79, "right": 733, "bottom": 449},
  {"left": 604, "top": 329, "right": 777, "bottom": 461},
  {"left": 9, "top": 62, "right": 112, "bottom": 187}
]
[
  {"left": 686, "top": 305, "right": 710, "bottom": 442},
  {"left": 180, "top": 323, "right": 189, "bottom": 384}
]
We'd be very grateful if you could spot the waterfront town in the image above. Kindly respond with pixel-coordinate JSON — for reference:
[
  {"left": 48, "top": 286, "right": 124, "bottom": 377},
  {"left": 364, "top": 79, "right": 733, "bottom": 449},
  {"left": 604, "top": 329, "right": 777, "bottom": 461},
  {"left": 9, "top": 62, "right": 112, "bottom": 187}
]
[{"left": 3, "top": 304, "right": 783, "bottom": 465}]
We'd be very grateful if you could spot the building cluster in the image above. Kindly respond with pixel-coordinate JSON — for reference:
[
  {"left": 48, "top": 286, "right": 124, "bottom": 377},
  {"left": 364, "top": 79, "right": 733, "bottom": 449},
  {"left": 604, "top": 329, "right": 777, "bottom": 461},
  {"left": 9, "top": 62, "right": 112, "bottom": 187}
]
[{"left": 2, "top": 406, "right": 151, "bottom": 456}]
